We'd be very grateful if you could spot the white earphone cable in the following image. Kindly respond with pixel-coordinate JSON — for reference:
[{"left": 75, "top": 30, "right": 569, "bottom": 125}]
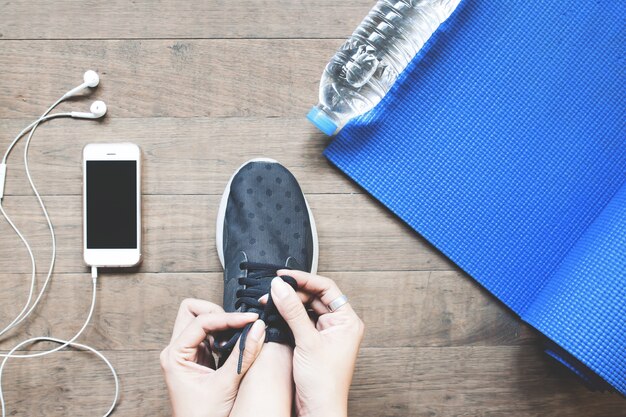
[
  {"left": 0, "top": 271, "right": 119, "bottom": 417},
  {"left": 0, "top": 204, "right": 36, "bottom": 336},
  {"left": 3, "top": 111, "right": 61, "bottom": 336},
  {"left": 0, "top": 112, "right": 71, "bottom": 338},
  {"left": 1, "top": 98, "right": 65, "bottom": 164},
  {"left": 0, "top": 83, "right": 119, "bottom": 416},
  {"left": 0, "top": 337, "right": 119, "bottom": 417}
]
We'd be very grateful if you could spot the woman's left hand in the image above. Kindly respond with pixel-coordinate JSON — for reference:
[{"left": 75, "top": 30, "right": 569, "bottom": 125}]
[{"left": 160, "top": 299, "right": 266, "bottom": 417}]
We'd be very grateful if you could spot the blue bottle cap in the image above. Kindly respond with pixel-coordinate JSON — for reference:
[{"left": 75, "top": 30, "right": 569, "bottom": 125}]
[{"left": 307, "top": 107, "right": 338, "bottom": 136}]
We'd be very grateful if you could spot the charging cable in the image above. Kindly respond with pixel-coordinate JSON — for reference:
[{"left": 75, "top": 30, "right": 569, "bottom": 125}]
[{"left": 0, "top": 82, "right": 119, "bottom": 416}]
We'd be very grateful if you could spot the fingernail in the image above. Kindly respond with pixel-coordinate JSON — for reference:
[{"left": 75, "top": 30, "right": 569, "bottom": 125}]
[
  {"left": 271, "top": 277, "right": 289, "bottom": 299},
  {"left": 258, "top": 294, "right": 269, "bottom": 304},
  {"left": 248, "top": 319, "right": 265, "bottom": 342}
]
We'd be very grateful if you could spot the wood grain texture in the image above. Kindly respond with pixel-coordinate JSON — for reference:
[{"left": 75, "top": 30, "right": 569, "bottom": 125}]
[
  {"left": 0, "top": 194, "right": 453, "bottom": 273},
  {"left": 0, "top": 39, "right": 336, "bottom": 118},
  {"left": 0, "top": 271, "right": 534, "bottom": 351},
  {"left": 1, "top": 1, "right": 622, "bottom": 415},
  {"left": 0, "top": 348, "right": 623, "bottom": 417},
  {"left": 0, "top": 1, "right": 371, "bottom": 40},
  {"left": 0, "top": 117, "right": 349, "bottom": 196}
]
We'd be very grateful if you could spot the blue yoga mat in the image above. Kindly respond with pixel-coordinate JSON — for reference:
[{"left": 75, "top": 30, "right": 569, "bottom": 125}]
[{"left": 324, "top": 0, "right": 625, "bottom": 394}]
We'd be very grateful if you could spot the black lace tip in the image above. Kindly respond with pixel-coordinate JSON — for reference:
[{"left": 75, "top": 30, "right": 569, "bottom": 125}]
[
  {"left": 237, "top": 352, "right": 244, "bottom": 375},
  {"left": 236, "top": 323, "right": 250, "bottom": 375}
]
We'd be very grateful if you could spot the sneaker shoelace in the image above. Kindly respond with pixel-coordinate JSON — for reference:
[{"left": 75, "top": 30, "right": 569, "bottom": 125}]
[{"left": 215, "top": 261, "right": 297, "bottom": 373}]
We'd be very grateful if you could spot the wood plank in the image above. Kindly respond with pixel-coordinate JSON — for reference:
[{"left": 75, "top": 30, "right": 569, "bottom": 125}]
[
  {"left": 350, "top": 347, "right": 625, "bottom": 417},
  {"left": 0, "top": 39, "right": 338, "bottom": 119},
  {"left": 0, "top": 348, "right": 622, "bottom": 417},
  {"left": 0, "top": 195, "right": 453, "bottom": 273},
  {"left": 3, "top": 2, "right": 619, "bottom": 415},
  {"left": 0, "top": 271, "right": 532, "bottom": 351},
  {"left": 0, "top": 1, "right": 371, "bottom": 40},
  {"left": 0, "top": 117, "right": 352, "bottom": 196}
]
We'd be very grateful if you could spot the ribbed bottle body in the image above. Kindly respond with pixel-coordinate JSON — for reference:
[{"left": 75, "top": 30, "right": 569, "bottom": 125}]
[{"left": 308, "top": 0, "right": 461, "bottom": 135}]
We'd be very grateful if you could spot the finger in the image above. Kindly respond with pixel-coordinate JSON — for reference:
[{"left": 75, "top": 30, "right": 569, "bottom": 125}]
[
  {"left": 171, "top": 299, "right": 225, "bottom": 342},
  {"left": 219, "top": 319, "right": 266, "bottom": 378},
  {"left": 172, "top": 312, "right": 258, "bottom": 354},
  {"left": 295, "top": 290, "right": 315, "bottom": 305},
  {"left": 196, "top": 341, "right": 217, "bottom": 369},
  {"left": 262, "top": 291, "right": 316, "bottom": 309},
  {"left": 308, "top": 298, "right": 329, "bottom": 316},
  {"left": 279, "top": 270, "right": 354, "bottom": 314},
  {"left": 271, "top": 278, "right": 317, "bottom": 348}
]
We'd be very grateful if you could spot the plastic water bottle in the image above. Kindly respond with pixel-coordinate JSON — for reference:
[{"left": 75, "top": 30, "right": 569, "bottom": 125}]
[{"left": 307, "top": 0, "right": 462, "bottom": 135}]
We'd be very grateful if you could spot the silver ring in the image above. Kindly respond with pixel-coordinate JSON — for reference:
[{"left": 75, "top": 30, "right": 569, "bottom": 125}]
[{"left": 327, "top": 294, "right": 349, "bottom": 312}]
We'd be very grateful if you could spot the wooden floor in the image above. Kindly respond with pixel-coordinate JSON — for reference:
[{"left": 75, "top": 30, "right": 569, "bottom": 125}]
[{"left": 0, "top": 1, "right": 623, "bottom": 416}]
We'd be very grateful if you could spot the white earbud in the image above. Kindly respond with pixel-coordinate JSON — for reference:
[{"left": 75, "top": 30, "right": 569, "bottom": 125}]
[
  {"left": 71, "top": 100, "right": 107, "bottom": 119},
  {"left": 83, "top": 70, "right": 100, "bottom": 88},
  {"left": 62, "top": 70, "right": 100, "bottom": 99}
]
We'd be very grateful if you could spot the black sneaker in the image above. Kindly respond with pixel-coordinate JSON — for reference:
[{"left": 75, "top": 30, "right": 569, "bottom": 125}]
[{"left": 215, "top": 158, "right": 318, "bottom": 371}]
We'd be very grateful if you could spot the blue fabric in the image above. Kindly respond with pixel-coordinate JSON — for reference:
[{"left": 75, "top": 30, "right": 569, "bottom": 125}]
[{"left": 323, "top": 0, "right": 626, "bottom": 394}]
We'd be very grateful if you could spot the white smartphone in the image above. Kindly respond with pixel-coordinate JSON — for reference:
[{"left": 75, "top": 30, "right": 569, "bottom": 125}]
[{"left": 83, "top": 143, "right": 142, "bottom": 267}]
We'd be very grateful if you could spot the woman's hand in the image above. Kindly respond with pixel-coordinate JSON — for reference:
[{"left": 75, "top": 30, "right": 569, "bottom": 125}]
[
  {"left": 160, "top": 299, "right": 266, "bottom": 417},
  {"left": 271, "top": 270, "right": 365, "bottom": 417}
]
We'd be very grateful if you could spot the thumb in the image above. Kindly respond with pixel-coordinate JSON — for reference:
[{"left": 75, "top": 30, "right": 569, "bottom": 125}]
[
  {"left": 271, "top": 277, "right": 317, "bottom": 348},
  {"left": 220, "top": 319, "right": 266, "bottom": 378}
]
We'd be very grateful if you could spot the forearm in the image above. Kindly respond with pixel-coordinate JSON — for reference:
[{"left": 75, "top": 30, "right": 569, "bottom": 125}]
[{"left": 229, "top": 343, "right": 294, "bottom": 417}]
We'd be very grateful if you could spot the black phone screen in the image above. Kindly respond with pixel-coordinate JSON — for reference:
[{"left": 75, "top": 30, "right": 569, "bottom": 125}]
[{"left": 86, "top": 160, "right": 137, "bottom": 249}]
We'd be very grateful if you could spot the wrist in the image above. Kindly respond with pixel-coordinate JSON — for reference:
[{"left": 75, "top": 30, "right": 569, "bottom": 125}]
[
  {"left": 300, "top": 398, "right": 348, "bottom": 417},
  {"left": 302, "top": 409, "right": 347, "bottom": 417}
]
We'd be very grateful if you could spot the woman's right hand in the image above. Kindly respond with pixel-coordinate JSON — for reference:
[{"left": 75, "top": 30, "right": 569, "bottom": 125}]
[{"left": 271, "top": 270, "right": 365, "bottom": 417}]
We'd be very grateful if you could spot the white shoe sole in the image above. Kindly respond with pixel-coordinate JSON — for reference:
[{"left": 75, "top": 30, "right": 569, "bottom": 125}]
[{"left": 215, "top": 158, "right": 319, "bottom": 274}]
